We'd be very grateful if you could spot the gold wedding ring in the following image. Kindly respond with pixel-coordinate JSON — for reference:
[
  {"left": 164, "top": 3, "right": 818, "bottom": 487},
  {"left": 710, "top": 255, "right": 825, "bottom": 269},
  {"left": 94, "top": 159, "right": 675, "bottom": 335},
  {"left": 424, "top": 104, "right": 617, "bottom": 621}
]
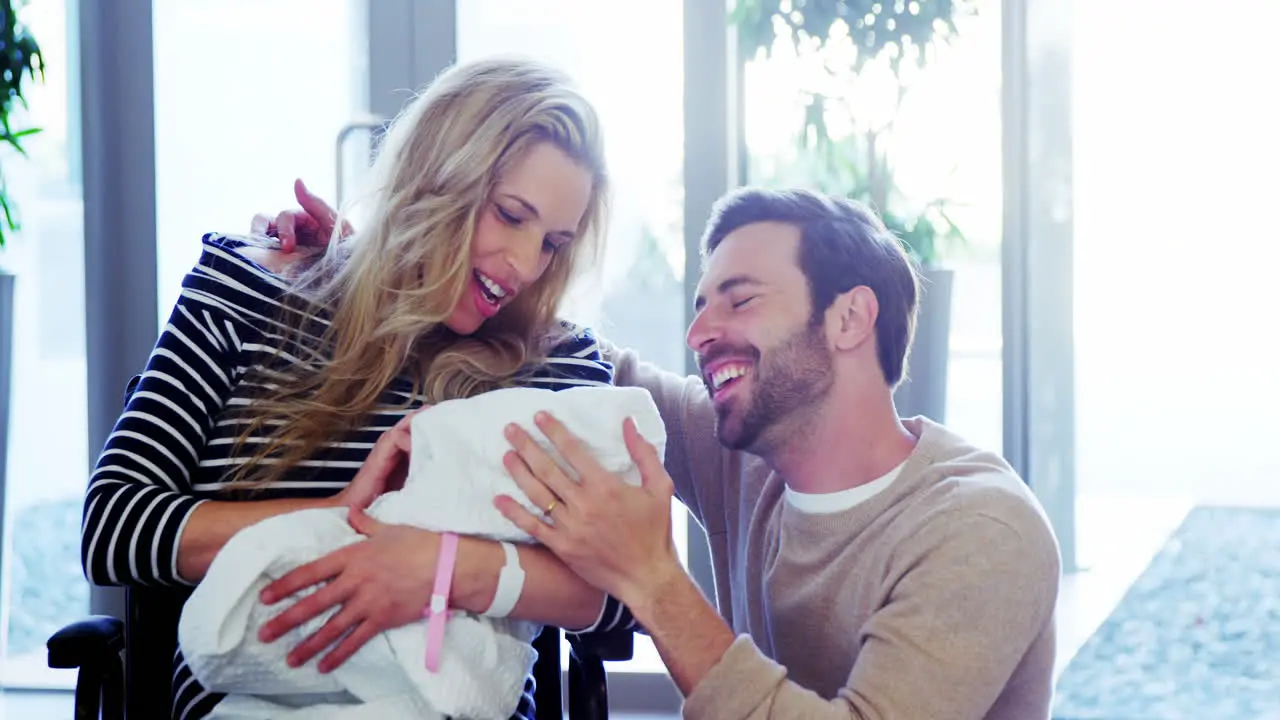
[{"left": 544, "top": 499, "right": 558, "bottom": 515}]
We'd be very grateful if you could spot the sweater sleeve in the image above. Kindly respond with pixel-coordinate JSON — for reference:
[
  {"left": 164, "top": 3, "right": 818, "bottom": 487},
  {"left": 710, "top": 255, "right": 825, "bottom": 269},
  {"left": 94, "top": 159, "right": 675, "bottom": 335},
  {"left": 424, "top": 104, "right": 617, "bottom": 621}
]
[
  {"left": 681, "top": 511, "right": 1061, "bottom": 720},
  {"left": 81, "top": 252, "right": 255, "bottom": 588},
  {"left": 598, "top": 339, "right": 724, "bottom": 529}
]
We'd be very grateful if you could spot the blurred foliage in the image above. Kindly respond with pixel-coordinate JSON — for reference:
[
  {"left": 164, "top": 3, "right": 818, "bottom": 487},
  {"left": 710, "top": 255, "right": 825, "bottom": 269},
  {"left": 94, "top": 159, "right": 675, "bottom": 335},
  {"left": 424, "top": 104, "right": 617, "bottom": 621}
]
[
  {"left": 752, "top": 133, "right": 966, "bottom": 264},
  {"left": 0, "top": 0, "right": 45, "bottom": 248},
  {"left": 731, "top": 0, "right": 977, "bottom": 265}
]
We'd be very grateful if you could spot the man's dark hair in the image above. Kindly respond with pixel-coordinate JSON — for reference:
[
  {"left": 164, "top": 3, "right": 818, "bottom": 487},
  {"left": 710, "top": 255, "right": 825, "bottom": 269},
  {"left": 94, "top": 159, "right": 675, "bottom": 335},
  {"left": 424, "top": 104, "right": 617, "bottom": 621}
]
[{"left": 701, "top": 187, "right": 921, "bottom": 387}]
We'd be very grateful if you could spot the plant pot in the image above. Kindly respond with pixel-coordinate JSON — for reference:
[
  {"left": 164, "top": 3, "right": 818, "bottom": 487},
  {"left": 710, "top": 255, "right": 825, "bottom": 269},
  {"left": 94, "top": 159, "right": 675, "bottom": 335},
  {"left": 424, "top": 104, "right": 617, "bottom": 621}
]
[{"left": 894, "top": 266, "right": 953, "bottom": 422}]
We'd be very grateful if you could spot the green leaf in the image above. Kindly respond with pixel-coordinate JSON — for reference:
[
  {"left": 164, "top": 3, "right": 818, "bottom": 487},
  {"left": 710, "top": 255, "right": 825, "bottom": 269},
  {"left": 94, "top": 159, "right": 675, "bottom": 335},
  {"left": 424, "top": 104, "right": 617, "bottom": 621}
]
[
  {"left": 731, "top": 0, "right": 979, "bottom": 265},
  {"left": 0, "top": 0, "right": 48, "bottom": 250},
  {"left": 0, "top": 177, "right": 17, "bottom": 236}
]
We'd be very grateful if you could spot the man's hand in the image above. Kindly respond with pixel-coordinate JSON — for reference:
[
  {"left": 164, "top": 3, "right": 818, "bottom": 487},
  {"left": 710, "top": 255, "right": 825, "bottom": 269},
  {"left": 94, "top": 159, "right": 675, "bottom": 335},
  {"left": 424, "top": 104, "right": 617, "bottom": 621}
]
[
  {"left": 258, "top": 507, "right": 438, "bottom": 673},
  {"left": 496, "top": 412, "right": 737, "bottom": 698},
  {"left": 495, "top": 413, "right": 683, "bottom": 608},
  {"left": 250, "top": 178, "right": 352, "bottom": 252}
]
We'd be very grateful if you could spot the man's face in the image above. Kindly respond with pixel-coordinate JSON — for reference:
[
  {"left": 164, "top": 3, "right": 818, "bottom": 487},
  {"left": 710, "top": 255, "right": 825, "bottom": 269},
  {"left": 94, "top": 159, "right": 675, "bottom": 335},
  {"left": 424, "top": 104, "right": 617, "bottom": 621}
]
[{"left": 687, "top": 222, "right": 835, "bottom": 454}]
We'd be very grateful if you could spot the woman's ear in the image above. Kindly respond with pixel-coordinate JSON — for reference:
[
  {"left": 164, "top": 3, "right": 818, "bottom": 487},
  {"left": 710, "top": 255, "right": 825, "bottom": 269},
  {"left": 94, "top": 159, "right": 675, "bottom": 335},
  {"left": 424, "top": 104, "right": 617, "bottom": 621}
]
[{"left": 828, "top": 286, "right": 879, "bottom": 352}]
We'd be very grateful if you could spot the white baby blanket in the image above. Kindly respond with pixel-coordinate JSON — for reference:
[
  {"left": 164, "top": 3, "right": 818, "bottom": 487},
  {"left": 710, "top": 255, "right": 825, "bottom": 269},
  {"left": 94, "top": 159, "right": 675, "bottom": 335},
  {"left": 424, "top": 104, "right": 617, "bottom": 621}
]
[{"left": 178, "top": 385, "right": 667, "bottom": 720}]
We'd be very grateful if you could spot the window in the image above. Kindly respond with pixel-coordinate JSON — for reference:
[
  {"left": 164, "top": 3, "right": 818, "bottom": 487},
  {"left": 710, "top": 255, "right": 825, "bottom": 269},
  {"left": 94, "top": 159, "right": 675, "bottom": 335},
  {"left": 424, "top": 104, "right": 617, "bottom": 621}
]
[
  {"left": 152, "top": 0, "right": 367, "bottom": 321},
  {"left": 1072, "top": 0, "right": 1280, "bottom": 562}
]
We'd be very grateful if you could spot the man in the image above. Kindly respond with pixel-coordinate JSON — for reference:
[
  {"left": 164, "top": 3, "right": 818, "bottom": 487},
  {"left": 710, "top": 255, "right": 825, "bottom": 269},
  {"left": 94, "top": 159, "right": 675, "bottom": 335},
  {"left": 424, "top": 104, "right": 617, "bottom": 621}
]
[{"left": 260, "top": 184, "right": 1061, "bottom": 719}]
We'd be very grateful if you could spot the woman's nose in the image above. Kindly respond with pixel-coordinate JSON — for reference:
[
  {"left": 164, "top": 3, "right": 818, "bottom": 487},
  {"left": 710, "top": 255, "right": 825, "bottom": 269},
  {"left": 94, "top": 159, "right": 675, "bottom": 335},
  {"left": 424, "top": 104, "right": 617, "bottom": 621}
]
[{"left": 505, "top": 231, "right": 544, "bottom": 285}]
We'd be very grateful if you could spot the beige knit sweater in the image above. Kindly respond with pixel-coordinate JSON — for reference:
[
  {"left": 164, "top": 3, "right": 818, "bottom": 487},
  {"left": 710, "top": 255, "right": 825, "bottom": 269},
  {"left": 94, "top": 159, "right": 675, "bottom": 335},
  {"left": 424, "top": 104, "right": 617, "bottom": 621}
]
[{"left": 606, "top": 343, "right": 1061, "bottom": 720}]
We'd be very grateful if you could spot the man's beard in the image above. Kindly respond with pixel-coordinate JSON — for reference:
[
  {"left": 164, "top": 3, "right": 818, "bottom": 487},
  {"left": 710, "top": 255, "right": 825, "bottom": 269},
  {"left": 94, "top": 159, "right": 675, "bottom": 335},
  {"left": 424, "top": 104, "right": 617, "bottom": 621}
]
[{"left": 708, "top": 322, "right": 834, "bottom": 454}]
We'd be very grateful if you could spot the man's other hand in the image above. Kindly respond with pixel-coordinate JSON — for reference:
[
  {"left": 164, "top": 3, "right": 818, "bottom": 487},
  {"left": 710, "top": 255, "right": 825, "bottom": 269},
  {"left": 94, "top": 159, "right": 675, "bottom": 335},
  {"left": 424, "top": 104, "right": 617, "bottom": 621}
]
[{"left": 249, "top": 178, "right": 351, "bottom": 253}]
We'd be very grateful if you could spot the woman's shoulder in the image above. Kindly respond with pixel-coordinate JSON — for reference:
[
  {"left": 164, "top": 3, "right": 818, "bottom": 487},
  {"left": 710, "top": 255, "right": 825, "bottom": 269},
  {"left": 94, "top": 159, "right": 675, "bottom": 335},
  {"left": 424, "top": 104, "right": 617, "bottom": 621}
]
[
  {"left": 527, "top": 321, "right": 615, "bottom": 388},
  {"left": 179, "top": 233, "right": 318, "bottom": 323},
  {"left": 545, "top": 321, "right": 604, "bottom": 359},
  {"left": 191, "top": 233, "right": 291, "bottom": 288}
]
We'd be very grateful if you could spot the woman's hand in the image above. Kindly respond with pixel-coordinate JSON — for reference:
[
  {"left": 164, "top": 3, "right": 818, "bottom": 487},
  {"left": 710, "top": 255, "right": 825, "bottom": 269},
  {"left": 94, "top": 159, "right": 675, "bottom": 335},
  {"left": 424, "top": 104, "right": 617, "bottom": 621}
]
[
  {"left": 258, "top": 507, "right": 440, "bottom": 672},
  {"left": 250, "top": 178, "right": 351, "bottom": 252},
  {"left": 330, "top": 410, "right": 422, "bottom": 511}
]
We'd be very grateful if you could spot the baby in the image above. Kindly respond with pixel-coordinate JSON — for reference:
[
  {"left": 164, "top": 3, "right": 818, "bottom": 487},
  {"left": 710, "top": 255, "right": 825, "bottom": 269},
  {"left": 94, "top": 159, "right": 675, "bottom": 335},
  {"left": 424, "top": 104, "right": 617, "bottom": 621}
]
[{"left": 178, "top": 385, "right": 666, "bottom": 720}]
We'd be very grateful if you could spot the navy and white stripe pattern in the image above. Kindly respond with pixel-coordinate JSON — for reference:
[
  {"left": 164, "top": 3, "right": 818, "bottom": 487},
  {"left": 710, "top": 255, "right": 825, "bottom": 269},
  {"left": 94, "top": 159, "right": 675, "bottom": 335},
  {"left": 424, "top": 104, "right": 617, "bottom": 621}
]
[{"left": 82, "top": 233, "right": 635, "bottom": 720}]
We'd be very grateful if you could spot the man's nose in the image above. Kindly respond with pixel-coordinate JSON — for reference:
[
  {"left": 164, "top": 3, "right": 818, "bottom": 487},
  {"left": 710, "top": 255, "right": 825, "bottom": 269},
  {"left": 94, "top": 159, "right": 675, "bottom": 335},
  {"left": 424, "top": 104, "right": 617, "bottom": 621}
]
[{"left": 685, "top": 307, "right": 722, "bottom": 354}]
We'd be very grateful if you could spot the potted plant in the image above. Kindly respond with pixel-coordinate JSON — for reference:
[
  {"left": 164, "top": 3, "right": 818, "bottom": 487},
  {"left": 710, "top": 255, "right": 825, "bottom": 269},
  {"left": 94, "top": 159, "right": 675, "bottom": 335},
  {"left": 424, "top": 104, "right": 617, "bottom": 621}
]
[
  {"left": 731, "top": 0, "right": 976, "bottom": 421},
  {"left": 1, "top": 0, "right": 45, "bottom": 513}
]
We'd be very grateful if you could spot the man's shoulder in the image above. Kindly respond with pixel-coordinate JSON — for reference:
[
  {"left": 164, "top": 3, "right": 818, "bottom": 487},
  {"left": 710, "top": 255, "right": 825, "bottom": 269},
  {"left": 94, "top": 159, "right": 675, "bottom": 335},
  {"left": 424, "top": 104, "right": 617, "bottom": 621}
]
[
  {"left": 901, "top": 418, "right": 1059, "bottom": 562},
  {"left": 888, "top": 469, "right": 1061, "bottom": 605},
  {"left": 925, "top": 466, "right": 1053, "bottom": 542},
  {"left": 909, "top": 418, "right": 1030, "bottom": 502},
  {"left": 942, "top": 471, "right": 1054, "bottom": 542}
]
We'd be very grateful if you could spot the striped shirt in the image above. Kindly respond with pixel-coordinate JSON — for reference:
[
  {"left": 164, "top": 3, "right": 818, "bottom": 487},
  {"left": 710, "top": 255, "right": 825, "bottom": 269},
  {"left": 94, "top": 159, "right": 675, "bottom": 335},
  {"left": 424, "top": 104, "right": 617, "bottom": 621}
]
[{"left": 81, "top": 233, "right": 635, "bottom": 720}]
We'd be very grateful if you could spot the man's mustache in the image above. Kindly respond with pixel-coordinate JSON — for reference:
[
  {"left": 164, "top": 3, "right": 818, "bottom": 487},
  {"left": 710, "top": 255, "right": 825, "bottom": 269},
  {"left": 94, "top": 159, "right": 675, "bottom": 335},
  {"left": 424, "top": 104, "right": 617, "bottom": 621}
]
[{"left": 696, "top": 343, "right": 762, "bottom": 378}]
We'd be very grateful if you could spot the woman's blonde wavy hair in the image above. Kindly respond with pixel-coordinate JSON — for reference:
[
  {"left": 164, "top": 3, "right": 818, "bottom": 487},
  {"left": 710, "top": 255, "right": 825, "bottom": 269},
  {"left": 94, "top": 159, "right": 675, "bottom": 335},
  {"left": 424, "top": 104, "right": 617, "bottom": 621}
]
[{"left": 231, "top": 56, "right": 608, "bottom": 488}]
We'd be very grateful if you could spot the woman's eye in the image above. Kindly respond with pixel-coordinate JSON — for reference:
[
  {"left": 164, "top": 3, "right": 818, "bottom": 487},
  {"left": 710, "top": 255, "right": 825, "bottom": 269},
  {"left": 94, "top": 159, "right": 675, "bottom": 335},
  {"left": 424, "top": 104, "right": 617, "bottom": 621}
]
[
  {"left": 732, "top": 297, "right": 756, "bottom": 309},
  {"left": 496, "top": 207, "right": 522, "bottom": 225},
  {"left": 543, "top": 237, "right": 560, "bottom": 253}
]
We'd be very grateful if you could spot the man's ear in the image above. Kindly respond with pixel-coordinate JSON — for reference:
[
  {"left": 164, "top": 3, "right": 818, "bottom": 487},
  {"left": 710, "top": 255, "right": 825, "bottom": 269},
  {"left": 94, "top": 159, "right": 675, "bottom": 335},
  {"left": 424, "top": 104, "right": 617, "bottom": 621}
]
[{"left": 827, "top": 286, "right": 878, "bottom": 352}]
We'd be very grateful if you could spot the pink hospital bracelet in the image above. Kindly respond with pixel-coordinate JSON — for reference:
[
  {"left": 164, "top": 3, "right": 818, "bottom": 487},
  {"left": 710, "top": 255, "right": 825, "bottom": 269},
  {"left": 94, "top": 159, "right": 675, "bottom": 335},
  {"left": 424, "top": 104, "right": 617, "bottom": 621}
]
[{"left": 424, "top": 531, "right": 460, "bottom": 673}]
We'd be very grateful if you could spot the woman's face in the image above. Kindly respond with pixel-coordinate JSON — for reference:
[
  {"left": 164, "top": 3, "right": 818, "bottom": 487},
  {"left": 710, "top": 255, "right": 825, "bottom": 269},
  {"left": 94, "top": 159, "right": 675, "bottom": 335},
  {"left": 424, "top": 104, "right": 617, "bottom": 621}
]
[{"left": 443, "top": 141, "right": 594, "bottom": 335}]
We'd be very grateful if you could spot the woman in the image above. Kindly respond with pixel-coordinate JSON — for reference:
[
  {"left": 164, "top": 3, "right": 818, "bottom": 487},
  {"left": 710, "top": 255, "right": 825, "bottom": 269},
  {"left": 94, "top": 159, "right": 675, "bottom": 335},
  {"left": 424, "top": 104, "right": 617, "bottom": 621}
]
[{"left": 82, "top": 56, "right": 632, "bottom": 720}]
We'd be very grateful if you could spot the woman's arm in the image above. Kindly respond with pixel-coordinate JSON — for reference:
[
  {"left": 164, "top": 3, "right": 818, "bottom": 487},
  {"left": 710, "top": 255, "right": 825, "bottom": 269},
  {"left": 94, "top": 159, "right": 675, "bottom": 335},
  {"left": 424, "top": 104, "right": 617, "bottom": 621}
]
[
  {"left": 259, "top": 325, "right": 639, "bottom": 670},
  {"left": 83, "top": 249, "right": 341, "bottom": 587},
  {"left": 451, "top": 537, "right": 611, "bottom": 631},
  {"left": 178, "top": 411, "right": 413, "bottom": 582},
  {"left": 259, "top": 510, "right": 618, "bottom": 670},
  {"left": 176, "top": 499, "right": 335, "bottom": 582}
]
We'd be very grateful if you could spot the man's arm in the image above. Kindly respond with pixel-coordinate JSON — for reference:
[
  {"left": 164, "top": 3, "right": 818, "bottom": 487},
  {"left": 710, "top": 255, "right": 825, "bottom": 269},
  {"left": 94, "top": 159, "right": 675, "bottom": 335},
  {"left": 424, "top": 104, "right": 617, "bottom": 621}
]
[
  {"left": 669, "top": 510, "right": 1061, "bottom": 720},
  {"left": 599, "top": 339, "right": 721, "bottom": 525},
  {"left": 627, "top": 564, "right": 736, "bottom": 696},
  {"left": 491, "top": 410, "right": 1054, "bottom": 717}
]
